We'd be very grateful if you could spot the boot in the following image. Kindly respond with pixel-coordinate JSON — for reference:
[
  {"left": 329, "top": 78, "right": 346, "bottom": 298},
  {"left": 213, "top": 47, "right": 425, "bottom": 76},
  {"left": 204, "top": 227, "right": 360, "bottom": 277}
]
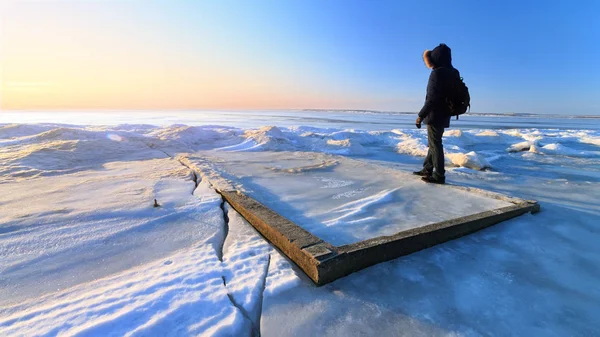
[
  {"left": 421, "top": 175, "right": 445, "bottom": 184},
  {"left": 412, "top": 168, "right": 432, "bottom": 177}
]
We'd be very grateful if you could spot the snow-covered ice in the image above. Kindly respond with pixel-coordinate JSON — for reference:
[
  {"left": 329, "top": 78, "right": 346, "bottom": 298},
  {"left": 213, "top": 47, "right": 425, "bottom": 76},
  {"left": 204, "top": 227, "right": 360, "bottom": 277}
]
[
  {"left": 1, "top": 110, "right": 599, "bottom": 336},
  {"left": 186, "top": 151, "right": 511, "bottom": 246}
]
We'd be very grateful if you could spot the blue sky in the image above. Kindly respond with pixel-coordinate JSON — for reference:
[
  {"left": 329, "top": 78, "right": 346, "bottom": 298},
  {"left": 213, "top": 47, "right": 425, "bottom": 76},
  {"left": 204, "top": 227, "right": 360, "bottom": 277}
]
[{"left": 2, "top": 0, "right": 599, "bottom": 114}]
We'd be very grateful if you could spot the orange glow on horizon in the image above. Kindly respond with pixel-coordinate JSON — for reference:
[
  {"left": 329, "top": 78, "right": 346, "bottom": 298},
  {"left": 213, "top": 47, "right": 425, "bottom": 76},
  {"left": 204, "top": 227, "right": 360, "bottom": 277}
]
[
  {"left": 1, "top": 43, "right": 376, "bottom": 111},
  {"left": 1, "top": 49, "right": 340, "bottom": 110}
]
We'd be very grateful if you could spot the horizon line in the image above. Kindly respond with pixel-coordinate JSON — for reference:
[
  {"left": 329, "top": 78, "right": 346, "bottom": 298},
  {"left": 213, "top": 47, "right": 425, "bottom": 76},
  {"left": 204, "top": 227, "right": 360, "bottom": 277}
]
[{"left": 2, "top": 108, "right": 599, "bottom": 117}]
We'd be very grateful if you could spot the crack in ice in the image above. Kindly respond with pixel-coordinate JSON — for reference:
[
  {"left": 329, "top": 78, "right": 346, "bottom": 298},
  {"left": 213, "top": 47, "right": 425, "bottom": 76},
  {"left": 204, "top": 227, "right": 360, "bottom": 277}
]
[
  {"left": 217, "top": 197, "right": 229, "bottom": 263},
  {"left": 255, "top": 254, "right": 271, "bottom": 337}
]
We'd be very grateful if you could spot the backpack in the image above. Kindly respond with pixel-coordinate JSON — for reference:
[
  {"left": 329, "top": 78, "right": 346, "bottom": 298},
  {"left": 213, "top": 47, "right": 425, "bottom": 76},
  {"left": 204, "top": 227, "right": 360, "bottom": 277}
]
[{"left": 447, "top": 75, "right": 470, "bottom": 119}]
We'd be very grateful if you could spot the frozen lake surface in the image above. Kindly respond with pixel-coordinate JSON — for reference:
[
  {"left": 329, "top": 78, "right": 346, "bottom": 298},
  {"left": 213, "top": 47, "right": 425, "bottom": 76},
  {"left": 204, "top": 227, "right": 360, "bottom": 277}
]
[
  {"left": 1, "top": 110, "right": 599, "bottom": 336},
  {"left": 3, "top": 109, "right": 600, "bottom": 130}
]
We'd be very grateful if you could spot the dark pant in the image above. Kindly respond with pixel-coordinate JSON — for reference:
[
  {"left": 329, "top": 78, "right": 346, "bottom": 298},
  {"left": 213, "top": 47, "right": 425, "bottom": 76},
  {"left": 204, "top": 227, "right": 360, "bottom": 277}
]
[{"left": 423, "top": 124, "right": 445, "bottom": 178}]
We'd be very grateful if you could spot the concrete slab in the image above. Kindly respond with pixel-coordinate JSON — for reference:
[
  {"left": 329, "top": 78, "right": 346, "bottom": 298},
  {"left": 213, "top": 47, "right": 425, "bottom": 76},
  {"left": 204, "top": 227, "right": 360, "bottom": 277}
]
[{"left": 190, "top": 151, "right": 540, "bottom": 285}]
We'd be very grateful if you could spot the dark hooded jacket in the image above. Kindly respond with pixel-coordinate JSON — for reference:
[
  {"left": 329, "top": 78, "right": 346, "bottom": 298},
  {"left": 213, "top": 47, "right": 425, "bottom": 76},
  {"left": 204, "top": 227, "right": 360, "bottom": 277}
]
[{"left": 418, "top": 44, "right": 460, "bottom": 128}]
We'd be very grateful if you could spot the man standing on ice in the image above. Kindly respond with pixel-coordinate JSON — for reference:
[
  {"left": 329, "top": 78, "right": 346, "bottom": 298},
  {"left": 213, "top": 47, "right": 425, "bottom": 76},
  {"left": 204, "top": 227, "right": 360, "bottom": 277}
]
[{"left": 414, "top": 43, "right": 460, "bottom": 184}]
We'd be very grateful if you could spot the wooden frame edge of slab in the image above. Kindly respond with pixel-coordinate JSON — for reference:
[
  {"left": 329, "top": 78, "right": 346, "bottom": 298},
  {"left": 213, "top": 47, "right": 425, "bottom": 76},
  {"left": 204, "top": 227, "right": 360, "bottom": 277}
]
[
  {"left": 318, "top": 202, "right": 537, "bottom": 285},
  {"left": 219, "top": 190, "right": 539, "bottom": 287},
  {"left": 219, "top": 190, "right": 332, "bottom": 284}
]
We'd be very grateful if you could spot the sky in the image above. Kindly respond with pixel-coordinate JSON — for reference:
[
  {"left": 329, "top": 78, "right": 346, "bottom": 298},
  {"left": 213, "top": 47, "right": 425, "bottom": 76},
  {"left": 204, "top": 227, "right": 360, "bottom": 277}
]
[{"left": 1, "top": 0, "right": 599, "bottom": 115}]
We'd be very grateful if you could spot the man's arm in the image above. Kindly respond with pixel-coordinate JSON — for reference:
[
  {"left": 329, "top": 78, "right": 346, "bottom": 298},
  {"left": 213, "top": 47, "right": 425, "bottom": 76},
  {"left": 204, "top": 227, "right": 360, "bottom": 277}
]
[{"left": 418, "top": 69, "right": 444, "bottom": 120}]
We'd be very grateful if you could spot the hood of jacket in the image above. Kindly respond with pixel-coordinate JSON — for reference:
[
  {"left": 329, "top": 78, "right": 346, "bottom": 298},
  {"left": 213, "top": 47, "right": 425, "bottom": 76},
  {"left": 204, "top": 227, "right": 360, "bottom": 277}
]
[{"left": 423, "top": 43, "right": 453, "bottom": 69}]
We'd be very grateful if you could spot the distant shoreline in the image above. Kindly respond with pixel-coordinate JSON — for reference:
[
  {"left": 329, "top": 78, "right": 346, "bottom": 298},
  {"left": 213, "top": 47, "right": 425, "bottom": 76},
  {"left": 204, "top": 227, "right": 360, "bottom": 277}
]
[
  {"left": 301, "top": 109, "right": 600, "bottom": 119},
  {"left": 2, "top": 109, "right": 599, "bottom": 119}
]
